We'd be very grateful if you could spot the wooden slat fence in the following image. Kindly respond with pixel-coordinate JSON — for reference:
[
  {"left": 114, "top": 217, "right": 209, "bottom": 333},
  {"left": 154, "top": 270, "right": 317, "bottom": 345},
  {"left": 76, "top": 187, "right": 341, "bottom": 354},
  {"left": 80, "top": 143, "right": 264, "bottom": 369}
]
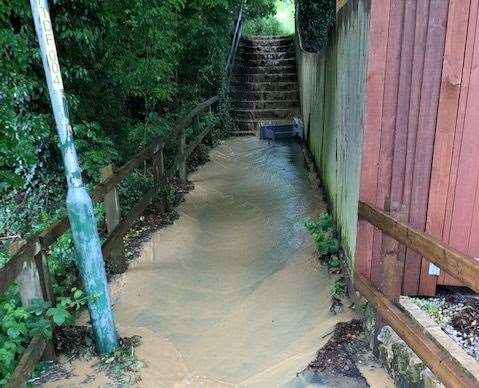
[
  {"left": 356, "top": 200, "right": 479, "bottom": 388},
  {"left": 1, "top": 96, "right": 219, "bottom": 388}
]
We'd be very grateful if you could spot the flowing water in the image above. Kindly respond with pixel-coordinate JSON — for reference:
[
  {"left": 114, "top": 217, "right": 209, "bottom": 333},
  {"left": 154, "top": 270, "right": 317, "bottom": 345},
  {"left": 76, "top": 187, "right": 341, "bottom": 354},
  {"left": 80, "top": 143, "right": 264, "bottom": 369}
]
[{"left": 43, "top": 137, "right": 393, "bottom": 387}]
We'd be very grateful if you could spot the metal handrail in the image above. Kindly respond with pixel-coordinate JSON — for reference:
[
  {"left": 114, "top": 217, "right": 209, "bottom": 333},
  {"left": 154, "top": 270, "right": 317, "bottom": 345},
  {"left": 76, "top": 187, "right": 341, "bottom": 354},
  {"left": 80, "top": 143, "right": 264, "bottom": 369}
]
[{"left": 225, "top": 6, "right": 244, "bottom": 78}]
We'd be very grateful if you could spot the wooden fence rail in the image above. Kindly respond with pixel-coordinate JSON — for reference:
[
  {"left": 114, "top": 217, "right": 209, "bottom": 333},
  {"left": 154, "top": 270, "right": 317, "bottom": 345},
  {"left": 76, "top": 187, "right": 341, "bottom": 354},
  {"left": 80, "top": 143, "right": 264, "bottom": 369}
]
[
  {"left": 1, "top": 96, "right": 219, "bottom": 388},
  {"left": 356, "top": 200, "right": 479, "bottom": 388}
]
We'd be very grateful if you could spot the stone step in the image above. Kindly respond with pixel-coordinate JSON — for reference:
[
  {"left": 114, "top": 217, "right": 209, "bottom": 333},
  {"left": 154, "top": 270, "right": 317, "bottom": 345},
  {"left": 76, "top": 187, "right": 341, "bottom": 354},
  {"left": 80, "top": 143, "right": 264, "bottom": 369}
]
[
  {"left": 238, "top": 45, "right": 294, "bottom": 54},
  {"left": 233, "top": 99, "right": 299, "bottom": 110},
  {"left": 235, "top": 57, "right": 296, "bottom": 67},
  {"left": 232, "top": 90, "right": 298, "bottom": 101},
  {"left": 233, "top": 73, "right": 297, "bottom": 83},
  {"left": 231, "top": 81, "right": 298, "bottom": 92},
  {"left": 237, "top": 51, "right": 296, "bottom": 61},
  {"left": 235, "top": 118, "right": 294, "bottom": 132},
  {"left": 234, "top": 64, "right": 297, "bottom": 75},
  {"left": 233, "top": 108, "right": 297, "bottom": 120},
  {"left": 242, "top": 36, "right": 294, "bottom": 45}
]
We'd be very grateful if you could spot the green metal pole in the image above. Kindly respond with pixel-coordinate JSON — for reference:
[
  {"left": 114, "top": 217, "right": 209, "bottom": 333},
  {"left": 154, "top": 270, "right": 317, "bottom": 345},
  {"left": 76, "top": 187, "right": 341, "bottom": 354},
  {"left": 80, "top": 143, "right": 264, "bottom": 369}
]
[{"left": 30, "top": 0, "right": 118, "bottom": 354}]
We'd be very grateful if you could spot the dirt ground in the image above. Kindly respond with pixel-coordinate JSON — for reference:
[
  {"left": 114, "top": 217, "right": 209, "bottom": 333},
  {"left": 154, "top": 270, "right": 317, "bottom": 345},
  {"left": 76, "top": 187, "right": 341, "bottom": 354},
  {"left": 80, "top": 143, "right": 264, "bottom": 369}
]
[{"left": 35, "top": 138, "right": 392, "bottom": 387}]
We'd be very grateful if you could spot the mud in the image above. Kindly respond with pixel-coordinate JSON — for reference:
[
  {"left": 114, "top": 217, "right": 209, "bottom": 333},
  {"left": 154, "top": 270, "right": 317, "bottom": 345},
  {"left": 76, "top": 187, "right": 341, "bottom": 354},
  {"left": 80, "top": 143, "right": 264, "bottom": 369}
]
[{"left": 42, "top": 138, "right": 392, "bottom": 387}]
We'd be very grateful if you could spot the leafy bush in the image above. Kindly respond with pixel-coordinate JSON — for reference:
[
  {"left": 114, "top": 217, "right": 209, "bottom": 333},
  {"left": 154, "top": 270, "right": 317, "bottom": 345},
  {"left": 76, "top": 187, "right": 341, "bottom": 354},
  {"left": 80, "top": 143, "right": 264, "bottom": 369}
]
[
  {"left": 298, "top": 0, "right": 336, "bottom": 52},
  {"left": 0, "top": 285, "right": 87, "bottom": 384},
  {"left": 305, "top": 213, "right": 340, "bottom": 260}
]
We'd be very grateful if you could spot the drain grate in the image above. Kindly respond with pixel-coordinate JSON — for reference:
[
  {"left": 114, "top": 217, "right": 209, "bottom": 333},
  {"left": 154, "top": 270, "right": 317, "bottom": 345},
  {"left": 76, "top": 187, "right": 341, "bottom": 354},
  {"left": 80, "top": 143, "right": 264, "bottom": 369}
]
[{"left": 260, "top": 118, "right": 304, "bottom": 140}]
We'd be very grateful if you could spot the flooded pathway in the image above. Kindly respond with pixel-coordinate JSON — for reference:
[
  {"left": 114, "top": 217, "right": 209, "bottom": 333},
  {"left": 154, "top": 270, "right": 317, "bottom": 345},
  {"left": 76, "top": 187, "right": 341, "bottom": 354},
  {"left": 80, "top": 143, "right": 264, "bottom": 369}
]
[{"left": 44, "top": 137, "right": 392, "bottom": 387}]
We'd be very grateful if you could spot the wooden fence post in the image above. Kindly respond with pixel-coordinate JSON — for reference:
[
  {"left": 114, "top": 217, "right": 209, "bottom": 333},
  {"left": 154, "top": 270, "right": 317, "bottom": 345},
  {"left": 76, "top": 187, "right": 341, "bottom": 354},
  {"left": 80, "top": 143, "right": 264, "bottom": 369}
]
[
  {"left": 178, "top": 127, "right": 187, "bottom": 183},
  {"left": 101, "top": 165, "right": 127, "bottom": 274},
  {"left": 34, "top": 248, "right": 55, "bottom": 304},
  {"left": 153, "top": 144, "right": 165, "bottom": 191},
  {"left": 9, "top": 240, "right": 43, "bottom": 308},
  {"left": 373, "top": 198, "right": 402, "bottom": 355},
  {"left": 10, "top": 240, "right": 56, "bottom": 362}
]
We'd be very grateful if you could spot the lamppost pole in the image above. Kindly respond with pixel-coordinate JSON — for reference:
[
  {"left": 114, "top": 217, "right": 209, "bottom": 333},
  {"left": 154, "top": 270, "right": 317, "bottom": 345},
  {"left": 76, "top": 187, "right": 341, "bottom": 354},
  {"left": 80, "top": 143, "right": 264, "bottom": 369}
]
[{"left": 29, "top": 0, "right": 118, "bottom": 354}]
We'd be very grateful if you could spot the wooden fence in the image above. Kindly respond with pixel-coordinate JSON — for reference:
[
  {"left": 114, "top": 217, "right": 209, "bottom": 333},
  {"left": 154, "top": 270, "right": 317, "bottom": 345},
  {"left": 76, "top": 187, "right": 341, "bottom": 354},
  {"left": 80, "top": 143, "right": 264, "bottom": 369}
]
[
  {"left": 2, "top": 96, "right": 219, "bottom": 387},
  {"left": 356, "top": 200, "right": 479, "bottom": 388}
]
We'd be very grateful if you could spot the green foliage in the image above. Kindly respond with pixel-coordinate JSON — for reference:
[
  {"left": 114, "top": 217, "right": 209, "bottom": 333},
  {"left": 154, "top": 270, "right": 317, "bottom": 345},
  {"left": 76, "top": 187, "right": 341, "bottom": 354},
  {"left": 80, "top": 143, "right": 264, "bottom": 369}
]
[
  {"left": 243, "top": 0, "right": 294, "bottom": 37},
  {"left": 0, "top": 285, "right": 87, "bottom": 384},
  {"left": 305, "top": 213, "right": 340, "bottom": 261},
  {"left": 331, "top": 276, "right": 347, "bottom": 301},
  {"left": 298, "top": 0, "right": 336, "bottom": 52}
]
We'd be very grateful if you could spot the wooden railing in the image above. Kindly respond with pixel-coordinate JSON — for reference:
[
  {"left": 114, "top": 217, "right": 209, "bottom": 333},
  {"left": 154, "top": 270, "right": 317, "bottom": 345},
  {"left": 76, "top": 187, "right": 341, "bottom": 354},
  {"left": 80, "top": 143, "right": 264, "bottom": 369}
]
[
  {"left": 356, "top": 200, "right": 479, "bottom": 388},
  {"left": 2, "top": 96, "right": 219, "bottom": 387}
]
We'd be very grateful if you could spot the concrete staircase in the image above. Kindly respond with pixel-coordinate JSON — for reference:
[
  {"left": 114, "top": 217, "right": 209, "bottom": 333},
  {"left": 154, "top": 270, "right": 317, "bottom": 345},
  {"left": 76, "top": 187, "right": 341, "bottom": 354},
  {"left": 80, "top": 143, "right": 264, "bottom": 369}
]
[{"left": 231, "top": 36, "right": 299, "bottom": 134}]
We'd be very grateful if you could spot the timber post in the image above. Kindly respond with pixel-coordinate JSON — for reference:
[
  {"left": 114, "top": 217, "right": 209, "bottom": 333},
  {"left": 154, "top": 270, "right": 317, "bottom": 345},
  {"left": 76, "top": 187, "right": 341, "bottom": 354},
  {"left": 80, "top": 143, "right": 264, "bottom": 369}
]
[
  {"left": 152, "top": 144, "right": 165, "bottom": 190},
  {"left": 10, "top": 240, "right": 43, "bottom": 308},
  {"left": 153, "top": 144, "right": 166, "bottom": 213},
  {"left": 34, "top": 248, "right": 55, "bottom": 304},
  {"left": 10, "top": 240, "right": 56, "bottom": 362},
  {"left": 373, "top": 198, "right": 402, "bottom": 355},
  {"left": 30, "top": 0, "right": 118, "bottom": 354},
  {"left": 101, "top": 165, "right": 127, "bottom": 274},
  {"left": 178, "top": 127, "right": 187, "bottom": 183}
]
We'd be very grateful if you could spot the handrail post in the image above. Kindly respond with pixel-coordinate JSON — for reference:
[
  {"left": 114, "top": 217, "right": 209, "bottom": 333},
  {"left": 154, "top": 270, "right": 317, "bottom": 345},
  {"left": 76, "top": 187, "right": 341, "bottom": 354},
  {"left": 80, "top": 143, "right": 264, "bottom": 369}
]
[
  {"left": 178, "top": 127, "right": 187, "bottom": 183},
  {"left": 101, "top": 165, "right": 127, "bottom": 274}
]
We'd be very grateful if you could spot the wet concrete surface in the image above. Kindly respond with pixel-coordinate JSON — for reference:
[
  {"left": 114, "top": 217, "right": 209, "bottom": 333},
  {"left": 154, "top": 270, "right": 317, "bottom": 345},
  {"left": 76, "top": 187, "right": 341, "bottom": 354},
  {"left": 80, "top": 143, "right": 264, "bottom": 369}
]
[{"left": 44, "top": 137, "right": 393, "bottom": 387}]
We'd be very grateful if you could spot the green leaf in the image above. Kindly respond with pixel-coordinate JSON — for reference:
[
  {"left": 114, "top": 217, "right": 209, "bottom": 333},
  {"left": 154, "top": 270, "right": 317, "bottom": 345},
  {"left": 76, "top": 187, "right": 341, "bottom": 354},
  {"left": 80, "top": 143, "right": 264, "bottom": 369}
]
[
  {"left": 6, "top": 327, "right": 20, "bottom": 339},
  {"left": 47, "top": 307, "right": 71, "bottom": 326}
]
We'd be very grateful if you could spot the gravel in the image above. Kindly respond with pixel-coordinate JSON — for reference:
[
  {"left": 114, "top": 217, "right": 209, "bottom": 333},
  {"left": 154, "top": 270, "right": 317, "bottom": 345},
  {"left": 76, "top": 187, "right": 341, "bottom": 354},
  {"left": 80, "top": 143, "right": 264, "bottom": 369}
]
[{"left": 414, "top": 292, "right": 479, "bottom": 360}]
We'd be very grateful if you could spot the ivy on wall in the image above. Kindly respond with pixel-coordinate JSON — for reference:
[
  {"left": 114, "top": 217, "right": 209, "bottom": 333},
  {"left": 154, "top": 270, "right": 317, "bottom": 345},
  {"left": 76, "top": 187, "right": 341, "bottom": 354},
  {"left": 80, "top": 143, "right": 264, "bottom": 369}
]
[{"left": 297, "top": 0, "right": 336, "bottom": 52}]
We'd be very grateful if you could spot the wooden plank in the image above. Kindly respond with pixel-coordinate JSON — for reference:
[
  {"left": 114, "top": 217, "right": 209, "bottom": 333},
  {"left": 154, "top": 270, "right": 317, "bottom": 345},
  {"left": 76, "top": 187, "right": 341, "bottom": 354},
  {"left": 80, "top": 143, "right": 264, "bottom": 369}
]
[
  {"left": 390, "top": 0, "right": 416, "bottom": 205},
  {"left": 403, "top": 0, "right": 448, "bottom": 295},
  {"left": 356, "top": 0, "right": 391, "bottom": 279},
  {"left": 440, "top": 0, "right": 479, "bottom": 285},
  {"left": 447, "top": 9, "right": 479, "bottom": 256},
  {"left": 359, "top": 201, "right": 479, "bottom": 293},
  {"left": 400, "top": 0, "right": 431, "bottom": 291},
  {"left": 370, "top": 0, "right": 404, "bottom": 289},
  {"left": 7, "top": 336, "right": 47, "bottom": 388},
  {"left": 421, "top": 0, "right": 472, "bottom": 294},
  {"left": 354, "top": 272, "right": 478, "bottom": 388}
]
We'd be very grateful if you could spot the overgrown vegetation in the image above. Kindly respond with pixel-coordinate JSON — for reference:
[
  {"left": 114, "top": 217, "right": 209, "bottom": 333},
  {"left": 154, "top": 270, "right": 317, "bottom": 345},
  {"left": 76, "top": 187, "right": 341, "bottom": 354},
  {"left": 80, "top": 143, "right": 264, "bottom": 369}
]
[
  {"left": 297, "top": 0, "right": 336, "bottom": 52},
  {"left": 0, "top": 0, "right": 278, "bottom": 384},
  {"left": 243, "top": 0, "right": 294, "bottom": 36},
  {"left": 306, "top": 212, "right": 347, "bottom": 312}
]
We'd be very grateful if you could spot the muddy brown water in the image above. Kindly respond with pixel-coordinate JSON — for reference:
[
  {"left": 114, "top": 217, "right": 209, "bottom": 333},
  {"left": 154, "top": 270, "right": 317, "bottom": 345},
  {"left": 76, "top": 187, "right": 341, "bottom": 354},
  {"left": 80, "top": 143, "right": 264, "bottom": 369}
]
[{"left": 43, "top": 138, "right": 393, "bottom": 387}]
